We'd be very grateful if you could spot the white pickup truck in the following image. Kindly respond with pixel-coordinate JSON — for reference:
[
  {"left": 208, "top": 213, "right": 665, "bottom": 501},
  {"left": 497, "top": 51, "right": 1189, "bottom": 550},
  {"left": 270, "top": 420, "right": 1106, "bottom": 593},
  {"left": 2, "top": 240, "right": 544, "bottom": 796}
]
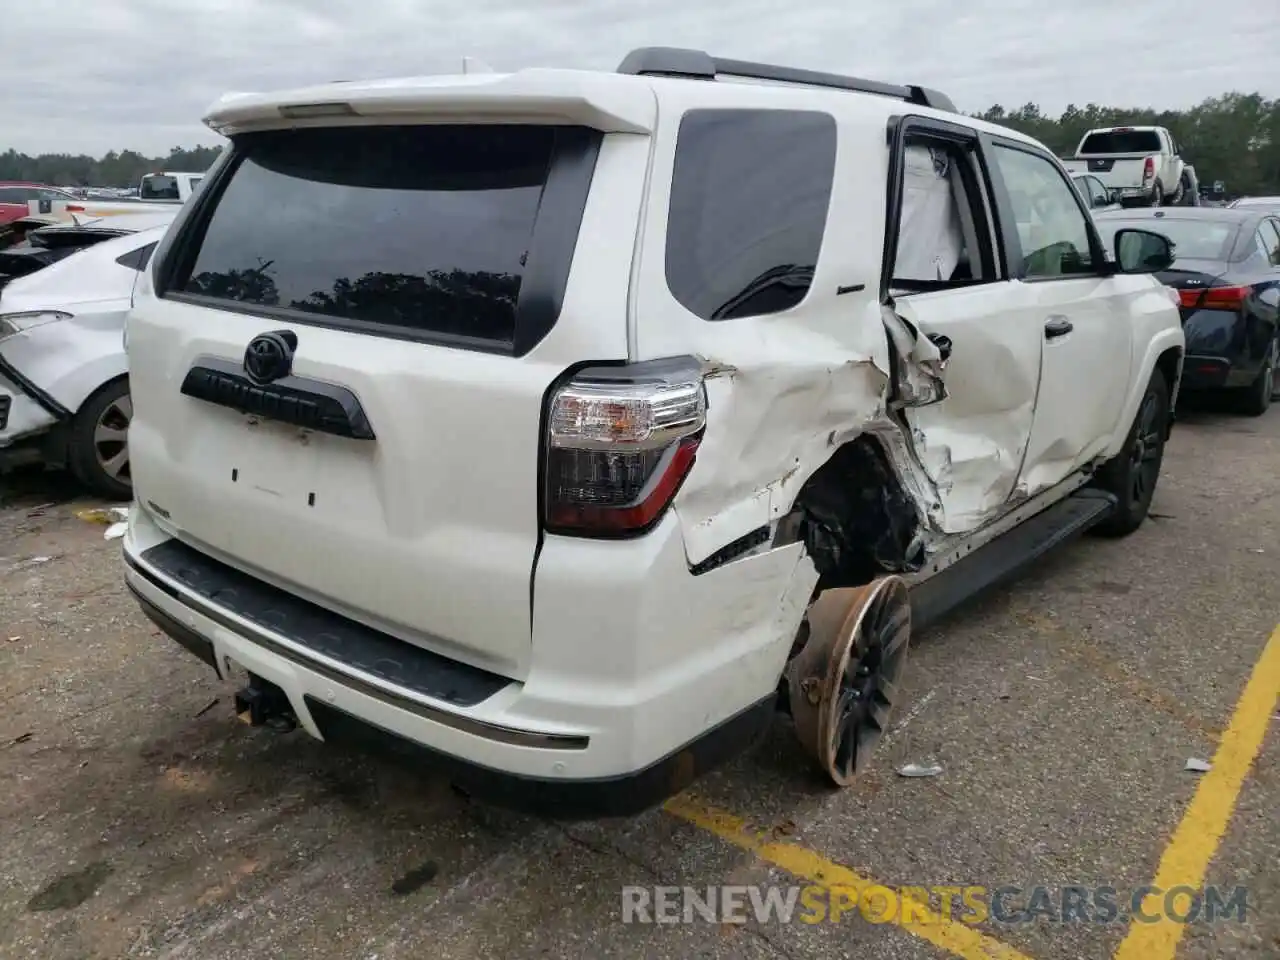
[
  {"left": 1061, "top": 126, "right": 1197, "bottom": 208},
  {"left": 27, "top": 171, "right": 205, "bottom": 223}
]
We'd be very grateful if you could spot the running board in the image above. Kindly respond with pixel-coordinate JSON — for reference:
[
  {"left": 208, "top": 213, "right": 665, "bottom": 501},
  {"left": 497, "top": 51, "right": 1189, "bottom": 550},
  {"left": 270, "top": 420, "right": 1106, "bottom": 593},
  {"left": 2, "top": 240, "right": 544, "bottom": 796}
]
[{"left": 909, "top": 488, "right": 1117, "bottom": 630}]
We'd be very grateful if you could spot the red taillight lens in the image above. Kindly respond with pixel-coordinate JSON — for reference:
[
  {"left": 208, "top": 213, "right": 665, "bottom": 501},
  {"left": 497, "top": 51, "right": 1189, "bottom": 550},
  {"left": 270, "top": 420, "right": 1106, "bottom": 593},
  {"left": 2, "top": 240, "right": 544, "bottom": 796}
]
[
  {"left": 1181, "top": 285, "right": 1249, "bottom": 310},
  {"left": 1143, "top": 157, "right": 1155, "bottom": 180},
  {"left": 543, "top": 358, "right": 706, "bottom": 537},
  {"left": 65, "top": 204, "right": 84, "bottom": 213}
]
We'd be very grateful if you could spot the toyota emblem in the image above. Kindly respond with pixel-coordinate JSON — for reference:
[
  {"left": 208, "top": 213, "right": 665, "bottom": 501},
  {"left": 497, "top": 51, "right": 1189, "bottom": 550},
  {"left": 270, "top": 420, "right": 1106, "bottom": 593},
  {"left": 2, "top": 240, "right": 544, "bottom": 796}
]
[{"left": 243, "top": 331, "right": 296, "bottom": 384}]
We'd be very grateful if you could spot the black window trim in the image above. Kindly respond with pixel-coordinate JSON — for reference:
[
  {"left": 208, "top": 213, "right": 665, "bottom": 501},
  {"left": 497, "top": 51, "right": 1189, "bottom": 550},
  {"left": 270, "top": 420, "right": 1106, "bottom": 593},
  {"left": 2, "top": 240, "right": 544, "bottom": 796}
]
[
  {"left": 978, "top": 133, "right": 1113, "bottom": 283},
  {"left": 153, "top": 125, "right": 604, "bottom": 359},
  {"left": 115, "top": 240, "right": 159, "bottom": 272},
  {"left": 882, "top": 114, "right": 1005, "bottom": 303}
]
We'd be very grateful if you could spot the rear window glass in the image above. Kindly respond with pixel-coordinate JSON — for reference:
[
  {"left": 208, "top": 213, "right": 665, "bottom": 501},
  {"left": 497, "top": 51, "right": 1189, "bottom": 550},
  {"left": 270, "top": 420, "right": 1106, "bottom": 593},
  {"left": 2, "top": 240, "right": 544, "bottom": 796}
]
[
  {"left": 170, "top": 125, "right": 562, "bottom": 346},
  {"left": 140, "top": 175, "right": 180, "bottom": 200},
  {"left": 1095, "top": 218, "right": 1236, "bottom": 261},
  {"left": 1079, "top": 130, "right": 1162, "bottom": 154},
  {"left": 665, "top": 109, "right": 836, "bottom": 321}
]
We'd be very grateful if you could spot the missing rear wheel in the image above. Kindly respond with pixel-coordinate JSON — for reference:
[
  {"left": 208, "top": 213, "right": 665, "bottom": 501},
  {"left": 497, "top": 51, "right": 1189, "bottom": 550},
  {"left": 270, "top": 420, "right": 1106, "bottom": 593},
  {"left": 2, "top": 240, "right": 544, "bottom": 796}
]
[{"left": 787, "top": 576, "right": 911, "bottom": 786}]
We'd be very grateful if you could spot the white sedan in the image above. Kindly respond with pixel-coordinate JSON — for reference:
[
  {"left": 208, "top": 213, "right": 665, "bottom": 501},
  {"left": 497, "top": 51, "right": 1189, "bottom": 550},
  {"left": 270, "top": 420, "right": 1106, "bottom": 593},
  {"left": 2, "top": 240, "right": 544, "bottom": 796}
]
[{"left": 0, "top": 211, "right": 175, "bottom": 499}]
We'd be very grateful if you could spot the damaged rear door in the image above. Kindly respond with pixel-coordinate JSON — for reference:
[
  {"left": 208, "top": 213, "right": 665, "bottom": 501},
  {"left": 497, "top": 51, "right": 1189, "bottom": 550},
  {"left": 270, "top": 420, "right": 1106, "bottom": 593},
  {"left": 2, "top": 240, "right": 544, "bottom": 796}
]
[{"left": 881, "top": 117, "right": 1044, "bottom": 534}]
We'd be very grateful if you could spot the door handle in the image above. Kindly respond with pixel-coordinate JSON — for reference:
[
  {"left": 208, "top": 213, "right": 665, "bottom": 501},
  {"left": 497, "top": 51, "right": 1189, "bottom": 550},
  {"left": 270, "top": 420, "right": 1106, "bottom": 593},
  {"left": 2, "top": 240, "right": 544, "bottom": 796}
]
[{"left": 1044, "top": 316, "right": 1074, "bottom": 339}]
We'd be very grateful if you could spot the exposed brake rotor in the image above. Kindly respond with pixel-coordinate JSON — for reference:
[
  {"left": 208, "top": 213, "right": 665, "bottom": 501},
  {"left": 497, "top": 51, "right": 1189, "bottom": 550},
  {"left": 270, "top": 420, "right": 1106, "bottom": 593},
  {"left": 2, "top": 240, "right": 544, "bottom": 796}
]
[{"left": 787, "top": 576, "right": 911, "bottom": 786}]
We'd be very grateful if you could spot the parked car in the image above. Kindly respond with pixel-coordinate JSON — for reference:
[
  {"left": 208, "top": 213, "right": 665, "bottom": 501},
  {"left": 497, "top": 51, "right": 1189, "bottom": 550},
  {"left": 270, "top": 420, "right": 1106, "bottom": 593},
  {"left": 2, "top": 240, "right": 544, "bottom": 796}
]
[
  {"left": 1071, "top": 172, "right": 1122, "bottom": 212},
  {"left": 0, "top": 216, "right": 153, "bottom": 286},
  {"left": 1061, "top": 126, "right": 1197, "bottom": 207},
  {"left": 1094, "top": 207, "right": 1280, "bottom": 415},
  {"left": 0, "top": 182, "right": 78, "bottom": 225},
  {"left": 1228, "top": 196, "right": 1280, "bottom": 213},
  {"left": 0, "top": 211, "right": 176, "bottom": 497},
  {"left": 121, "top": 47, "right": 1184, "bottom": 818},
  {"left": 26, "top": 171, "right": 207, "bottom": 224}
]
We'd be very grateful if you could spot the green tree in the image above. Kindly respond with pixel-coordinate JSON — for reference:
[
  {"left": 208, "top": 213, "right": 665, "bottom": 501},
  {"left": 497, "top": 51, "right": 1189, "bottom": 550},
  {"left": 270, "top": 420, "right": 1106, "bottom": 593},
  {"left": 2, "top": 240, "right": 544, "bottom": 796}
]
[{"left": 973, "top": 91, "right": 1279, "bottom": 197}]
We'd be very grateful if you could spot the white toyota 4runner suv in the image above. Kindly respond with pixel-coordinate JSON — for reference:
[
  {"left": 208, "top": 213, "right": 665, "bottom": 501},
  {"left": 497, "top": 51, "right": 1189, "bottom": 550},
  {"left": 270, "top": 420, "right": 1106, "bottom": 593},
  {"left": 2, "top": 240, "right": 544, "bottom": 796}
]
[{"left": 122, "top": 48, "right": 1185, "bottom": 818}]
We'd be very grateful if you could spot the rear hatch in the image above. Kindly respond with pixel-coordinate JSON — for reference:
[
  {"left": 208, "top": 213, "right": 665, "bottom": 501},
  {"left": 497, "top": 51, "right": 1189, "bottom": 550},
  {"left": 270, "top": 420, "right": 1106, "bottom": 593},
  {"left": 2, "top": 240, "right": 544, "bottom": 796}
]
[
  {"left": 127, "top": 95, "right": 653, "bottom": 680},
  {"left": 1072, "top": 155, "right": 1153, "bottom": 190}
]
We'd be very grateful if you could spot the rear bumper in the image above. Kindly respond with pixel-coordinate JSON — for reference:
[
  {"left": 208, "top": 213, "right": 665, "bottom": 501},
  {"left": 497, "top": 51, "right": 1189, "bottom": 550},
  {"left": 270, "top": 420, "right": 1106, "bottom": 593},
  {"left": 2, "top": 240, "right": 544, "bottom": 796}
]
[
  {"left": 1179, "top": 356, "right": 1233, "bottom": 391},
  {"left": 122, "top": 504, "right": 814, "bottom": 818},
  {"left": 1180, "top": 309, "right": 1254, "bottom": 391}
]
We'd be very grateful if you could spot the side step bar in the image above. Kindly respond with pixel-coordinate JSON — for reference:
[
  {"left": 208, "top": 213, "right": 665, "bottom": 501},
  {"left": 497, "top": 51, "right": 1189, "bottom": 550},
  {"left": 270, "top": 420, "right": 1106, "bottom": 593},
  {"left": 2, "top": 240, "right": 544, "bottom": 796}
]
[{"left": 910, "top": 488, "right": 1118, "bottom": 630}]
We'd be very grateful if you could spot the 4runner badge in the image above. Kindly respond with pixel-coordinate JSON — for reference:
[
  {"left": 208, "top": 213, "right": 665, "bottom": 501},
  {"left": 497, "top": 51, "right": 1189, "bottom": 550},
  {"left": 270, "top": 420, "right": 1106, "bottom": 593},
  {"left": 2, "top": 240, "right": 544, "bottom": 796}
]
[{"left": 243, "top": 331, "right": 297, "bottom": 385}]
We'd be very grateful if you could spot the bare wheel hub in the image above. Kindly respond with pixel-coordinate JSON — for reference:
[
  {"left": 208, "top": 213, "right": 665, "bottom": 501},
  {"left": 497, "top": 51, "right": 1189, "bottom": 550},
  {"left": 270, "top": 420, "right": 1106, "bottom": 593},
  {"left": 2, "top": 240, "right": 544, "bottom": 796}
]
[{"left": 787, "top": 576, "right": 911, "bottom": 786}]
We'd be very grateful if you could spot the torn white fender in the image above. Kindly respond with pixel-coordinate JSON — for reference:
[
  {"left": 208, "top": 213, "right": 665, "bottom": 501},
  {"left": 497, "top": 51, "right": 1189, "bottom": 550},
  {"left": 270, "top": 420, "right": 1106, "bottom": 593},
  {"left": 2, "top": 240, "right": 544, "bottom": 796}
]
[
  {"left": 670, "top": 298, "right": 946, "bottom": 568},
  {"left": 881, "top": 301, "right": 947, "bottom": 409}
]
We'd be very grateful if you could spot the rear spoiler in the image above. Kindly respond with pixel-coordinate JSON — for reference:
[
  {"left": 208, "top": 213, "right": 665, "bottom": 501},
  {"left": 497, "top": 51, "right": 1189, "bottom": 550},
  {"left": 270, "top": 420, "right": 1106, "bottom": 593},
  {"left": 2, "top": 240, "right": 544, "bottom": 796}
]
[{"left": 203, "top": 69, "right": 657, "bottom": 137}]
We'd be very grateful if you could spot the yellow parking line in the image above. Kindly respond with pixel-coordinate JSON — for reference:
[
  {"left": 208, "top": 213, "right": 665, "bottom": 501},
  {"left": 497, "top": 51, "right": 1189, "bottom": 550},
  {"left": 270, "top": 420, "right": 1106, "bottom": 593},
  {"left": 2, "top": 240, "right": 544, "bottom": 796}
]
[
  {"left": 1113, "top": 624, "right": 1280, "bottom": 960},
  {"left": 665, "top": 796, "right": 1036, "bottom": 960}
]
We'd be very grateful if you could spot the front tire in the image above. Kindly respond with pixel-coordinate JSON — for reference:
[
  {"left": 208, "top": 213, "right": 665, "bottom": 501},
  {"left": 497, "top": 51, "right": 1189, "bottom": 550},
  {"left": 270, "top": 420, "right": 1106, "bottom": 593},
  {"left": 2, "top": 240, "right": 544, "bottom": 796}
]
[
  {"left": 1091, "top": 368, "right": 1169, "bottom": 537},
  {"left": 67, "top": 377, "right": 132, "bottom": 501}
]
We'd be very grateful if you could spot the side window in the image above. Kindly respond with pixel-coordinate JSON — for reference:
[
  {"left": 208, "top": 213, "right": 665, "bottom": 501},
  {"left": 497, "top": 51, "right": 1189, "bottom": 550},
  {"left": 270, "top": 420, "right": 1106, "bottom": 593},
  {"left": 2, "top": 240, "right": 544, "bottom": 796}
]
[
  {"left": 0, "top": 187, "right": 21, "bottom": 203},
  {"left": 665, "top": 109, "right": 836, "bottom": 321},
  {"left": 116, "top": 242, "right": 158, "bottom": 272},
  {"left": 1264, "top": 220, "right": 1280, "bottom": 266},
  {"left": 1253, "top": 229, "right": 1270, "bottom": 262},
  {"left": 890, "top": 136, "right": 998, "bottom": 290},
  {"left": 990, "top": 145, "right": 1096, "bottom": 279}
]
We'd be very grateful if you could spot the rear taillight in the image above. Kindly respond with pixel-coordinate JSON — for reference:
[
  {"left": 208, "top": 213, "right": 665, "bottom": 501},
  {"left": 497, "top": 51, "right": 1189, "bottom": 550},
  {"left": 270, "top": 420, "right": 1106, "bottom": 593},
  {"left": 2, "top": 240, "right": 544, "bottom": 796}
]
[
  {"left": 1180, "top": 286, "right": 1249, "bottom": 310},
  {"left": 65, "top": 204, "right": 84, "bottom": 213},
  {"left": 543, "top": 357, "right": 706, "bottom": 537},
  {"left": 1143, "top": 157, "right": 1155, "bottom": 181}
]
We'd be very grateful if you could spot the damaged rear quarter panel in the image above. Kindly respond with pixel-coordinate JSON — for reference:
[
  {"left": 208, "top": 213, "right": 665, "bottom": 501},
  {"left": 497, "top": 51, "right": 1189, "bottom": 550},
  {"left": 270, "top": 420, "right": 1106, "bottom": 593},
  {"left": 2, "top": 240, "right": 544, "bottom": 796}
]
[{"left": 627, "top": 86, "right": 925, "bottom": 567}]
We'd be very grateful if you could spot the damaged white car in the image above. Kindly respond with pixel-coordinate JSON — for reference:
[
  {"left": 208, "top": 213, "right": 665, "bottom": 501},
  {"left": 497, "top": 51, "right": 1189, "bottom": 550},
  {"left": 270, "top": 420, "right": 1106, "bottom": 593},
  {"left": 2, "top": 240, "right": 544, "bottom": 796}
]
[
  {"left": 121, "top": 48, "right": 1185, "bottom": 818},
  {"left": 0, "top": 211, "right": 175, "bottom": 498}
]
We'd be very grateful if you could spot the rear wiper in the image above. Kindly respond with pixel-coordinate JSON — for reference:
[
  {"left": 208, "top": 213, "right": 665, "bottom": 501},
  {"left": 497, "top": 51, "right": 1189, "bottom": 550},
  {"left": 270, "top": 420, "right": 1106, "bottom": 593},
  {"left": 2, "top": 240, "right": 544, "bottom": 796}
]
[{"left": 711, "top": 264, "right": 815, "bottom": 321}]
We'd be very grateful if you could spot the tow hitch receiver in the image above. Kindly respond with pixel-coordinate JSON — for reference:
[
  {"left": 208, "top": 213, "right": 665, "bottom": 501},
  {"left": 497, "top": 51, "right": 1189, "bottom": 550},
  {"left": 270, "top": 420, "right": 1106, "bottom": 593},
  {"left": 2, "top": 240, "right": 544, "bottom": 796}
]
[
  {"left": 787, "top": 576, "right": 911, "bottom": 786},
  {"left": 234, "top": 673, "right": 298, "bottom": 732}
]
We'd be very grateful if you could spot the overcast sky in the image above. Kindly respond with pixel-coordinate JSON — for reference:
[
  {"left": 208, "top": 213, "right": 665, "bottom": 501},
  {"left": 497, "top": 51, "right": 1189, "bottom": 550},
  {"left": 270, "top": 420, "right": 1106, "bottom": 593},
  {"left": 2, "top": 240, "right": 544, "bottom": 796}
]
[{"left": 8, "top": 0, "right": 1276, "bottom": 156}]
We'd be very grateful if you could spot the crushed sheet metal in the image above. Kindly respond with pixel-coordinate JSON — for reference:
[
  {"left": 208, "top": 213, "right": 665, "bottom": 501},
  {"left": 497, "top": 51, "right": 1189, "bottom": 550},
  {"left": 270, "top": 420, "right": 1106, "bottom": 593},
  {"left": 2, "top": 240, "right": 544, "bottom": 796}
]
[
  {"left": 673, "top": 298, "right": 948, "bottom": 569},
  {"left": 892, "top": 296, "right": 1040, "bottom": 533}
]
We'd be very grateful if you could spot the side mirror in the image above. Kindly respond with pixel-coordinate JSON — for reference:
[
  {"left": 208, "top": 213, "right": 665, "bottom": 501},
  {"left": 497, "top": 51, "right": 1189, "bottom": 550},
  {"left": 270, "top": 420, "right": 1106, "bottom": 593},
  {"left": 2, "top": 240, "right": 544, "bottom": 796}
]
[
  {"left": 1093, "top": 195, "right": 1111, "bottom": 209},
  {"left": 1114, "top": 228, "right": 1175, "bottom": 273}
]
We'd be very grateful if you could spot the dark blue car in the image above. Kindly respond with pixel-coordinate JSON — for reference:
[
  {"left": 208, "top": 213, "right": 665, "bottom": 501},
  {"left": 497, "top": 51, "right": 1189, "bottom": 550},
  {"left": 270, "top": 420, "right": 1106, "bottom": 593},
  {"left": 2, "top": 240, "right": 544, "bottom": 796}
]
[{"left": 1095, "top": 207, "right": 1280, "bottom": 415}]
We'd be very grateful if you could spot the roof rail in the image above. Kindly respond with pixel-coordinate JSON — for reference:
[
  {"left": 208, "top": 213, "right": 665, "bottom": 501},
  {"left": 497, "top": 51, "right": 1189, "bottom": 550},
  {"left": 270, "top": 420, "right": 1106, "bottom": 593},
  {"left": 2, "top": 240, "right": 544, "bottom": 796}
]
[{"left": 615, "top": 47, "right": 956, "bottom": 113}]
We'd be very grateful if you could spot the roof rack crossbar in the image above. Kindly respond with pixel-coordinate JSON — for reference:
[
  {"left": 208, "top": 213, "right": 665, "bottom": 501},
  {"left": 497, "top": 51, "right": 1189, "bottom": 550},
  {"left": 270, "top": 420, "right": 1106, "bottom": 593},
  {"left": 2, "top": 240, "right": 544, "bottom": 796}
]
[{"left": 616, "top": 47, "right": 956, "bottom": 113}]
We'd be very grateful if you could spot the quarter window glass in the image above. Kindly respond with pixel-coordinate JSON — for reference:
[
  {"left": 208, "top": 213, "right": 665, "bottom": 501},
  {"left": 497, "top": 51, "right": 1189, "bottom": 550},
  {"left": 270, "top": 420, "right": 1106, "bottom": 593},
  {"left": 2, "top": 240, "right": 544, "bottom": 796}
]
[{"left": 665, "top": 109, "right": 836, "bottom": 321}]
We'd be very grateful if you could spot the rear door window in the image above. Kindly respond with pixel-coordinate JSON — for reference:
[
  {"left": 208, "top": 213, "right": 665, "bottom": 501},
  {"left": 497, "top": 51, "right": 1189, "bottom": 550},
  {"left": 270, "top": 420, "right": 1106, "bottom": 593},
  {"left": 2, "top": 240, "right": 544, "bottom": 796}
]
[
  {"left": 1079, "top": 130, "right": 1162, "bottom": 154},
  {"left": 665, "top": 109, "right": 836, "bottom": 321},
  {"left": 140, "top": 176, "right": 180, "bottom": 200},
  {"left": 165, "top": 125, "right": 588, "bottom": 349}
]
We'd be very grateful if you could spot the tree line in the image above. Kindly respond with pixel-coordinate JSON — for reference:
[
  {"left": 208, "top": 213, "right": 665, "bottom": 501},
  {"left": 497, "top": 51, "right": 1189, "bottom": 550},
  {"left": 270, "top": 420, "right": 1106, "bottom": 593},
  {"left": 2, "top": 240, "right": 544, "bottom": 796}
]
[
  {"left": 0, "top": 145, "right": 223, "bottom": 189},
  {"left": 1, "top": 91, "right": 1276, "bottom": 195},
  {"left": 973, "top": 92, "right": 1279, "bottom": 197}
]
